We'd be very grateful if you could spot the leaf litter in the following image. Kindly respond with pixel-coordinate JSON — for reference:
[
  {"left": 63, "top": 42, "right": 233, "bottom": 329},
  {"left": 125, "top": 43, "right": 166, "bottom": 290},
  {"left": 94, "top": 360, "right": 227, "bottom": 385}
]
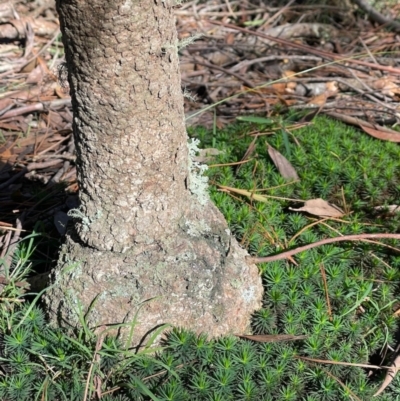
[
  {"left": 289, "top": 198, "right": 345, "bottom": 218},
  {"left": 0, "top": 0, "right": 400, "bottom": 397}
]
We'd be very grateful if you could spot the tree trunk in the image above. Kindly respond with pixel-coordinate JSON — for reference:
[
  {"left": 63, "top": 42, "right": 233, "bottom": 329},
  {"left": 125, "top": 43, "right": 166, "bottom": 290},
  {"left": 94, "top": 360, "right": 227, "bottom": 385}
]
[{"left": 45, "top": 0, "right": 262, "bottom": 345}]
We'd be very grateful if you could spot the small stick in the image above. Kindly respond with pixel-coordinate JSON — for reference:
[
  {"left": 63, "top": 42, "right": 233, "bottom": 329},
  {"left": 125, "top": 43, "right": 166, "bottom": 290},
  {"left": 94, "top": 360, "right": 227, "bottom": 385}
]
[
  {"left": 248, "top": 234, "right": 400, "bottom": 264},
  {"left": 209, "top": 20, "right": 400, "bottom": 75},
  {"left": 320, "top": 263, "right": 332, "bottom": 321}
]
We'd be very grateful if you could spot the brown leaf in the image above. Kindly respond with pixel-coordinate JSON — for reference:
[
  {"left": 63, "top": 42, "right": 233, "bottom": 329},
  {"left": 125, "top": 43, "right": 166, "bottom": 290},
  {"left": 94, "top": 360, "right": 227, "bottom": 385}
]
[
  {"left": 270, "top": 82, "right": 288, "bottom": 95},
  {"left": 393, "top": 308, "right": 400, "bottom": 317},
  {"left": 360, "top": 125, "right": 400, "bottom": 143},
  {"left": 372, "top": 77, "right": 400, "bottom": 97},
  {"left": 325, "top": 112, "right": 400, "bottom": 143},
  {"left": 267, "top": 144, "right": 299, "bottom": 181},
  {"left": 289, "top": 198, "right": 344, "bottom": 218},
  {"left": 237, "top": 334, "right": 307, "bottom": 343},
  {"left": 0, "top": 146, "right": 12, "bottom": 162},
  {"left": 374, "top": 354, "right": 400, "bottom": 397},
  {"left": 307, "top": 92, "right": 329, "bottom": 107},
  {"left": 225, "top": 33, "right": 235, "bottom": 45}
]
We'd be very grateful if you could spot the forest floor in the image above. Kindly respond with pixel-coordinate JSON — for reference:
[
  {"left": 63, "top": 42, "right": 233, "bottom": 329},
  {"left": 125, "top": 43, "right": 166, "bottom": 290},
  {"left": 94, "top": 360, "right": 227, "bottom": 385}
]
[
  {"left": 0, "top": 0, "right": 399, "bottom": 227},
  {"left": 0, "top": 1, "right": 400, "bottom": 400},
  {"left": 0, "top": 0, "right": 399, "bottom": 231}
]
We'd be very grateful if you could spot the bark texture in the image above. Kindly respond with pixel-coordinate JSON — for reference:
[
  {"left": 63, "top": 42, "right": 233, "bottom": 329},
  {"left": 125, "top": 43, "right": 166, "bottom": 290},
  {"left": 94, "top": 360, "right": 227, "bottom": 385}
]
[{"left": 45, "top": 0, "right": 262, "bottom": 345}]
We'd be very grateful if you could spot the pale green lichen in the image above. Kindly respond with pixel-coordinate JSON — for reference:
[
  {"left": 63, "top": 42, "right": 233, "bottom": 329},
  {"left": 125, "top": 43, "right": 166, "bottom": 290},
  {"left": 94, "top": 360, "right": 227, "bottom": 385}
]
[
  {"left": 67, "top": 206, "right": 103, "bottom": 233},
  {"left": 54, "top": 253, "right": 82, "bottom": 283},
  {"left": 242, "top": 285, "right": 258, "bottom": 303},
  {"left": 184, "top": 218, "right": 210, "bottom": 237},
  {"left": 163, "top": 32, "right": 203, "bottom": 53},
  {"left": 176, "top": 33, "right": 203, "bottom": 51},
  {"left": 187, "top": 138, "right": 209, "bottom": 205},
  {"left": 230, "top": 279, "right": 241, "bottom": 289},
  {"left": 183, "top": 87, "right": 197, "bottom": 101}
]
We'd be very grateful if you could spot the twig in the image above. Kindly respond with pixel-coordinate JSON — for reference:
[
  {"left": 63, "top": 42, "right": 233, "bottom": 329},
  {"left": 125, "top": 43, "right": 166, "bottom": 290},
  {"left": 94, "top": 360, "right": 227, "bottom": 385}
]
[
  {"left": 323, "top": 368, "right": 363, "bottom": 401},
  {"left": 193, "top": 58, "right": 255, "bottom": 88},
  {"left": 351, "top": 0, "right": 400, "bottom": 33},
  {"left": 248, "top": 234, "right": 400, "bottom": 264},
  {"left": 0, "top": 159, "right": 64, "bottom": 191},
  {"left": 0, "top": 98, "right": 71, "bottom": 120},
  {"left": 296, "top": 355, "right": 386, "bottom": 370},
  {"left": 320, "top": 263, "right": 332, "bottom": 321},
  {"left": 229, "top": 55, "right": 322, "bottom": 73},
  {"left": 0, "top": 28, "right": 61, "bottom": 79},
  {"left": 208, "top": 20, "right": 400, "bottom": 75},
  {"left": 324, "top": 112, "right": 400, "bottom": 135}
]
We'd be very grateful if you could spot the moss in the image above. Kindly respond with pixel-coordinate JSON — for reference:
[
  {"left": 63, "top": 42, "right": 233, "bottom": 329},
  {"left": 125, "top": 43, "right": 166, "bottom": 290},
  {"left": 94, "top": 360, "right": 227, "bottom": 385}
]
[
  {"left": 181, "top": 115, "right": 400, "bottom": 399},
  {"left": 4, "top": 115, "right": 400, "bottom": 400}
]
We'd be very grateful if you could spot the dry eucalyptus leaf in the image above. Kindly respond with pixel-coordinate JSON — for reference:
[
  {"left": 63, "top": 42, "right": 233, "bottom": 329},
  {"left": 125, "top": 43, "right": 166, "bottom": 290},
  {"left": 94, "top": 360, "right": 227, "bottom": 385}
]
[
  {"left": 307, "top": 92, "right": 329, "bottom": 107},
  {"left": 360, "top": 125, "right": 400, "bottom": 143},
  {"left": 374, "top": 354, "right": 400, "bottom": 397},
  {"left": 372, "top": 77, "right": 400, "bottom": 97},
  {"left": 237, "top": 334, "right": 307, "bottom": 343},
  {"left": 289, "top": 198, "right": 344, "bottom": 218},
  {"left": 267, "top": 144, "right": 299, "bottom": 181}
]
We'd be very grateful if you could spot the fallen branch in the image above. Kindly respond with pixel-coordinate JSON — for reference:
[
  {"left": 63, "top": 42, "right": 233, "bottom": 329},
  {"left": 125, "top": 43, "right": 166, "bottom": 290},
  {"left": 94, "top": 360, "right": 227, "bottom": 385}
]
[
  {"left": 351, "top": 0, "right": 400, "bottom": 33},
  {"left": 209, "top": 20, "right": 400, "bottom": 75},
  {"left": 248, "top": 233, "right": 400, "bottom": 264}
]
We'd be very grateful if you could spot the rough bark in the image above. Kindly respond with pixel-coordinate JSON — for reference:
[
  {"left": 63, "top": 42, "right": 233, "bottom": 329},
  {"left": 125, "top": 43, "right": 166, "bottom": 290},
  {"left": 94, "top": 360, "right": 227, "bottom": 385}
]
[{"left": 44, "top": 0, "right": 262, "bottom": 345}]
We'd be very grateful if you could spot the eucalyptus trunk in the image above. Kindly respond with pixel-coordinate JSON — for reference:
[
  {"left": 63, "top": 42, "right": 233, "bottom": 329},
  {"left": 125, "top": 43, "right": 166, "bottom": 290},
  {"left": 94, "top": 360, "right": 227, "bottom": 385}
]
[{"left": 45, "top": 0, "right": 262, "bottom": 345}]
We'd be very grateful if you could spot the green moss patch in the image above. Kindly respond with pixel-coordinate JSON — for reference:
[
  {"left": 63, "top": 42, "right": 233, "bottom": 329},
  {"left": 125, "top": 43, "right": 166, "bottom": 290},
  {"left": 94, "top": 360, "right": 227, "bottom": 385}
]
[{"left": 1, "top": 116, "right": 400, "bottom": 400}]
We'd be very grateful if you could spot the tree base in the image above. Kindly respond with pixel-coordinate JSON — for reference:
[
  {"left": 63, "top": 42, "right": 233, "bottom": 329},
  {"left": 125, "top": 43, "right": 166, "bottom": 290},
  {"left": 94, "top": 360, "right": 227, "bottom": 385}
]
[{"left": 44, "top": 202, "right": 263, "bottom": 345}]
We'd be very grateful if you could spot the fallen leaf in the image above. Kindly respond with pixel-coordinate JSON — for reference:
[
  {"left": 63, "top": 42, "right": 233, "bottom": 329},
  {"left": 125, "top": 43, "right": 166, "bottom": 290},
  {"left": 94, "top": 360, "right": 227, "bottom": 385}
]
[
  {"left": 267, "top": 144, "right": 299, "bottom": 181},
  {"left": 282, "top": 70, "right": 296, "bottom": 79},
  {"left": 325, "top": 112, "right": 400, "bottom": 143},
  {"left": 360, "top": 125, "right": 400, "bottom": 143},
  {"left": 0, "top": 147, "right": 12, "bottom": 162},
  {"left": 289, "top": 198, "right": 344, "bottom": 218},
  {"left": 225, "top": 32, "right": 235, "bottom": 45},
  {"left": 268, "top": 70, "right": 297, "bottom": 95},
  {"left": 393, "top": 308, "right": 400, "bottom": 317},
  {"left": 270, "top": 82, "right": 287, "bottom": 95},
  {"left": 374, "top": 354, "right": 400, "bottom": 397},
  {"left": 237, "top": 334, "right": 307, "bottom": 343},
  {"left": 326, "top": 81, "right": 338, "bottom": 93},
  {"left": 372, "top": 77, "right": 400, "bottom": 97},
  {"left": 307, "top": 92, "right": 329, "bottom": 107}
]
